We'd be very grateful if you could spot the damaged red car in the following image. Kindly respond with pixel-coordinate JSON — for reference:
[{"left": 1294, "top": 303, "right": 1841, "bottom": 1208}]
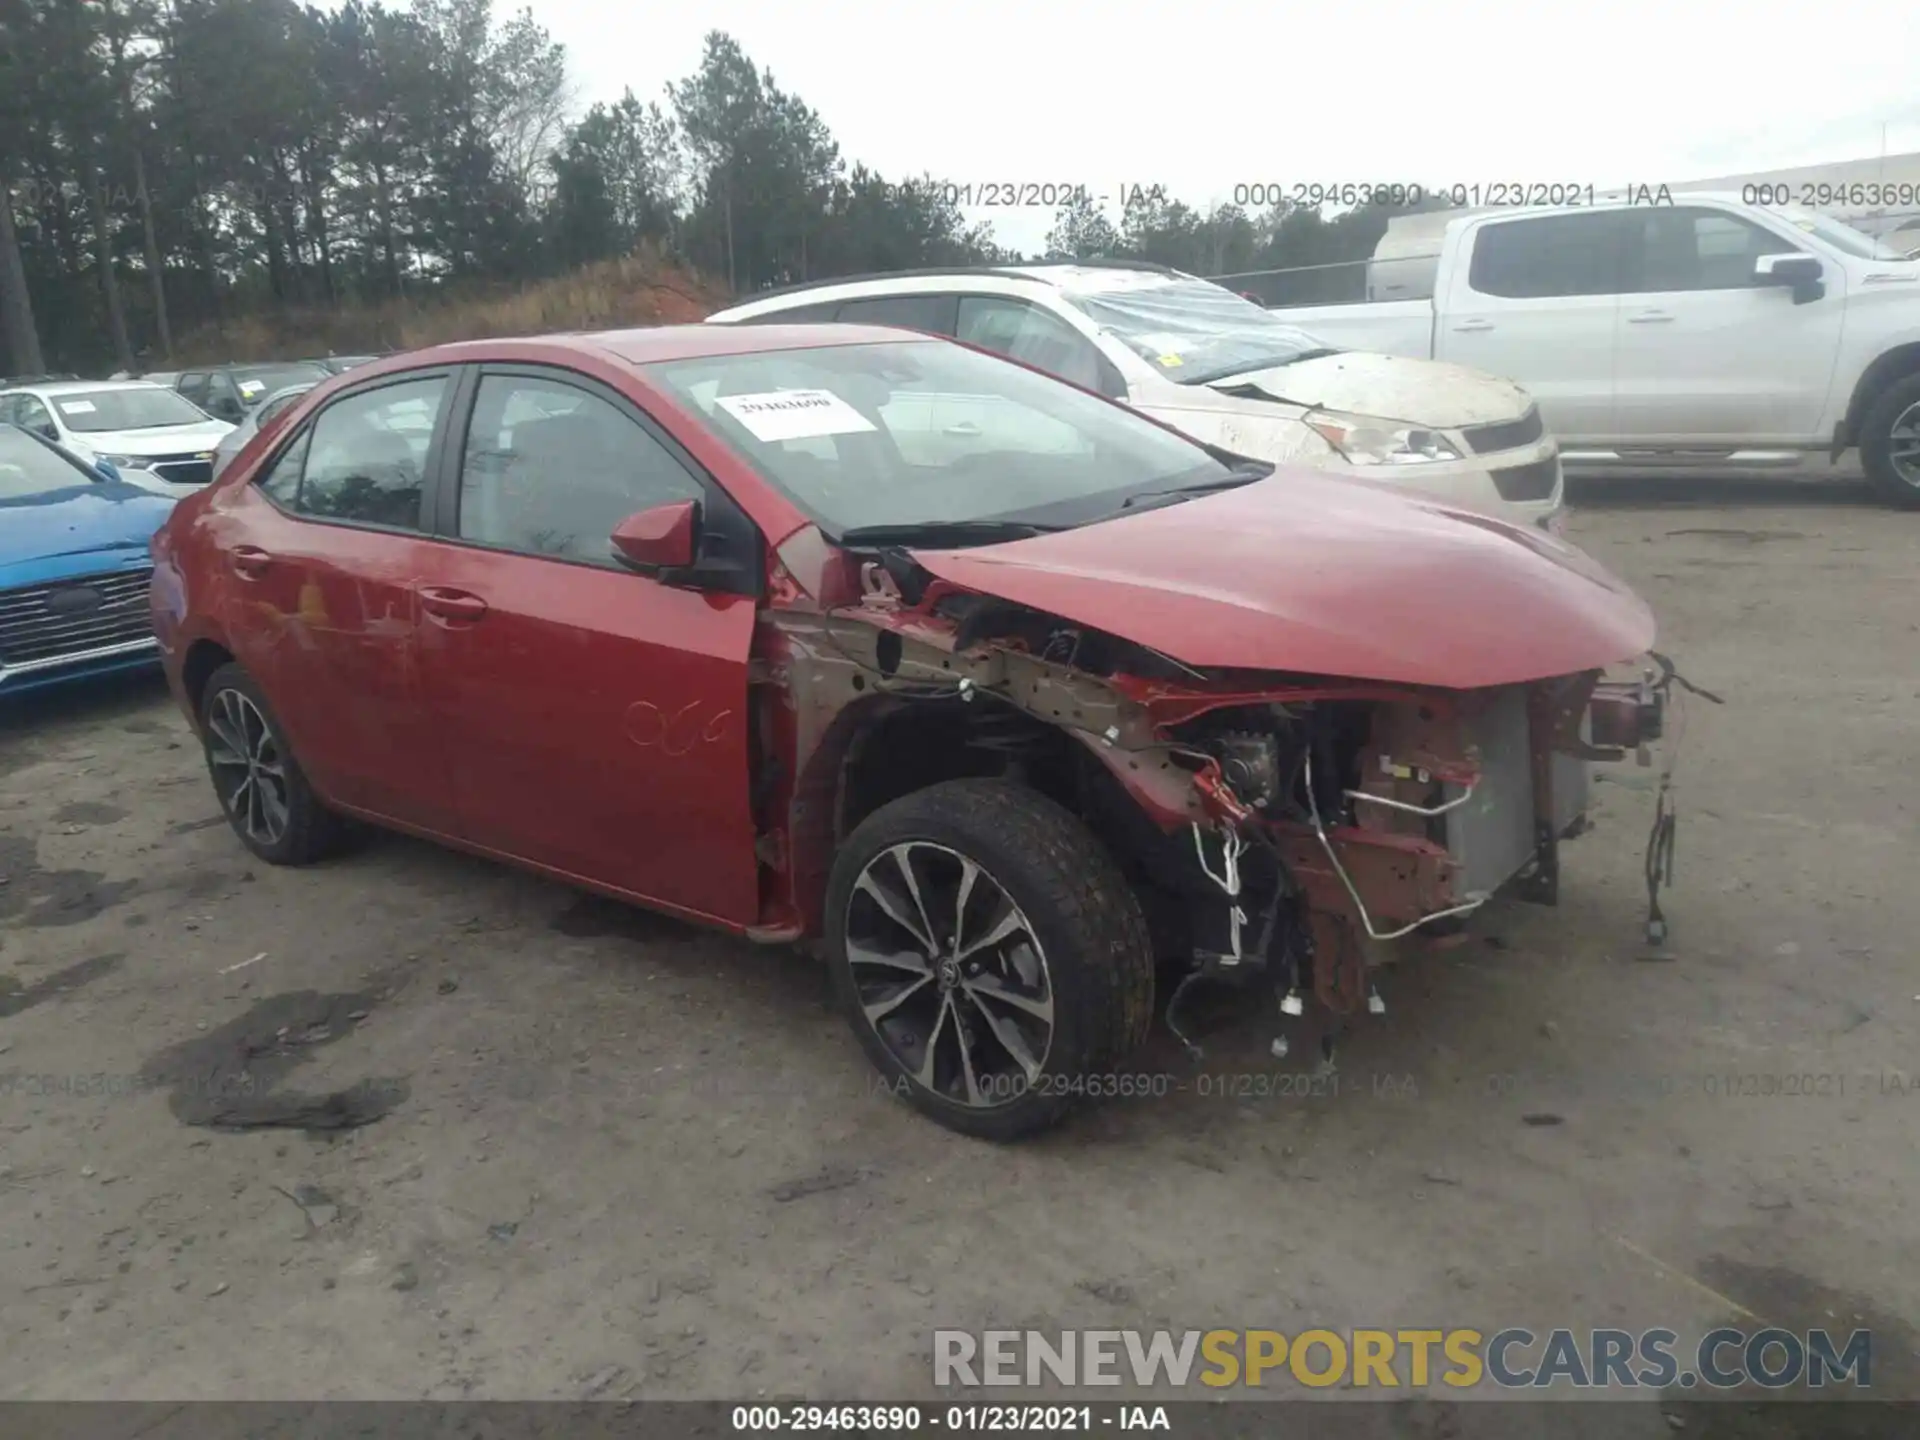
[{"left": 150, "top": 323, "right": 1673, "bottom": 1139}]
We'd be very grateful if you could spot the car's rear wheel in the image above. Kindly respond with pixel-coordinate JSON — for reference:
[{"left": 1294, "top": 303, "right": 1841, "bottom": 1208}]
[
  {"left": 825, "top": 778, "right": 1154, "bottom": 1140},
  {"left": 1860, "top": 373, "right": 1920, "bottom": 509},
  {"left": 199, "top": 662, "right": 347, "bottom": 865}
]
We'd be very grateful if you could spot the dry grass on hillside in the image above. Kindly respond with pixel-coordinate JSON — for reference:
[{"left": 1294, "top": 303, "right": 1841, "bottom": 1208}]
[{"left": 171, "top": 246, "right": 731, "bottom": 364}]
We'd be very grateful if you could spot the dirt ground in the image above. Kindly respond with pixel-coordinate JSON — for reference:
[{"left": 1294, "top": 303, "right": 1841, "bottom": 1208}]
[{"left": 1, "top": 475, "right": 1916, "bottom": 1420}]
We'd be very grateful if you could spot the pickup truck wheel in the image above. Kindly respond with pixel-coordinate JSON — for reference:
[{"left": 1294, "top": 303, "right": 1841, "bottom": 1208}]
[
  {"left": 1859, "top": 373, "right": 1920, "bottom": 508},
  {"left": 825, "top": 778, "right": 1154, "bottom": 1141},
  {"left": 199, "top": 662, "right": 349, "bottom": 865}
]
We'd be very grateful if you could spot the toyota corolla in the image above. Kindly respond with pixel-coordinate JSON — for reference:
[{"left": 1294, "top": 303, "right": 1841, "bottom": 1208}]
[{"left": 150, "top": 324, "right": 1675, "bottom": 1138}]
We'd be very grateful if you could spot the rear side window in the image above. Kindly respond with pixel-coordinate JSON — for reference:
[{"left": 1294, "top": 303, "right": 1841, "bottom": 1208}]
[
  {"left": 956, "top": 297, "right": 1105, "bottom": 390},
  {"left": 1468, "top": 212, "right": 1627, "bottom": 298},
  {"left": 294, "top": 377, "right": 447, "bottom": 530},
  {"left": 833, "top": 294, "right": 958, "bottom": 333}
]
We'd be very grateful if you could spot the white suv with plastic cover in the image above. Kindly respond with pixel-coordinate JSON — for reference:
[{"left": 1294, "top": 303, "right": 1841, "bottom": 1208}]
[{"left": 706, "top": 262, "right": 1566, "bottom": 528}]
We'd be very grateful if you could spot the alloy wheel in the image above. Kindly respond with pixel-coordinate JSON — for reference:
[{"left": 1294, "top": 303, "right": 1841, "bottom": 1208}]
[
  {"left": 843, "top": 841, "right": 1055, "bottom": 1108},
  {"left": 1889, "top": 401, "right": 1920, "bottom": 488},
  {"left": 205, "top": 688, "right": 292, "bottom": 847}
]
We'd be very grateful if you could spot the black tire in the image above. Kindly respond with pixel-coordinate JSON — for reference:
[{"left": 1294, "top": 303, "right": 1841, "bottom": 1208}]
[
  {"left": 825, "top": 778, "right": 1154, "bottom": 1141},
  {"left": 198, "top": 662, "right": 349, "bottom": 865},
  {"left": 1859, "top": 372, "right": 1920, "bottom": 509}
]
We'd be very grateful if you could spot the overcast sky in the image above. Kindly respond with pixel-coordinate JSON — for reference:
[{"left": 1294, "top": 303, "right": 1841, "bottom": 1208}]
[{"left": 542, "top": 0, "right": 1920, "bottom": 256}]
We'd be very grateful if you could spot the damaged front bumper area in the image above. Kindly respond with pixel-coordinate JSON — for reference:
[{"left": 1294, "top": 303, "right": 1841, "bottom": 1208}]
[{"left": 754, "top": 555, "right": 1680, "bottom": 1055}]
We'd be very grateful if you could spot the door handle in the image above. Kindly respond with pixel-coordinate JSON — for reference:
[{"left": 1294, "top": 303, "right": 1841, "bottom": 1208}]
[
  {"left": 230, "top": 546, "right": 273, "bottom": 578},
  {"left": 1627, "top": 310, "right": 1674, "bottom": 324},
  {"left": 419, "top": 587, "right": 488, "bottom": 623},
  {"left": 1452, "top": 319, "right": 1494, "bottom": 333},
  {"left": 943, "top": 422, "right": 983, "bottom": 437}
]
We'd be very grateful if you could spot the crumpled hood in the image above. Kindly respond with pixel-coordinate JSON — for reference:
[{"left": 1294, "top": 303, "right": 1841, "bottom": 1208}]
[
  {"left": 1184, "top": 351, "right": 1535, "bottom": 429},
  {"left": 910, "top": 470, "right": 1653, "bottom": 691}
]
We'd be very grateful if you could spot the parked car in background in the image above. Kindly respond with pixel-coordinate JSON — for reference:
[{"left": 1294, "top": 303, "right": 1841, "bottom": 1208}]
[
  {"left": 210, "top": 382, "right": 318, "bottom": 478},
  {"left": 0, "top": 379, "right": 234, "bottom": 496},
  {"left": 1252, "top": 193, "right": 1920, "bottom": 506},
  {"left": 150, "top": 323, "right": 1667, "bottom": 1139},
  {"left": 0, "top": 423, "right": 174, "bottom": 697},
  {"left": 706, "top": 262, "right": 1565, "bottom": 528},
  {"left": 173, "top": 361, "right": 332, "bottom": 426}
]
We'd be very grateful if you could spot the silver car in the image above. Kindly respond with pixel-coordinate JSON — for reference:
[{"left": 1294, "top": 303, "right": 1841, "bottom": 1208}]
[{"left": 209, "top": 382, "right": 316, "bottom": 479}]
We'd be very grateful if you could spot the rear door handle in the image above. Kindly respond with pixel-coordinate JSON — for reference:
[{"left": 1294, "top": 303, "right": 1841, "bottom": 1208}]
[
  {"left": 1627, "top": 310, "right": 1674, "bottom": 324},
  {"left": 943, "top": 422, "right": 983, "bottom": 437},
  {"left": 230, "top": 546, "right": 273, "bottom": 578},
  {"left": 1452, "top": 319, "right": 1494, "bottom": 333},
  {"left": 419, "top": 587, "right": 488, "bottom": 623}
]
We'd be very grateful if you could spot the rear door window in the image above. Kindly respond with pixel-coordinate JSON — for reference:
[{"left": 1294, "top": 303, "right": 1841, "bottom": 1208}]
[
  {"left": 834, "top": 294, "right": 959, "bottom": 334},
  {"left": 1467, "top": 212, "right": 1629, "bottom": 298},
  {"left": 955, "top": 297, "right": 1106, "bottom": 390},
  {"left": 295, "top": 377, "right": 448, "bottom": 530}
]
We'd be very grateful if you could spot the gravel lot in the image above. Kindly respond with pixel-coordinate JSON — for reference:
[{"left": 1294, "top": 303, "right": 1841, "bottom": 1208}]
[{"left": 1, "top": 477, "right": 1915, "bottom": 1420}]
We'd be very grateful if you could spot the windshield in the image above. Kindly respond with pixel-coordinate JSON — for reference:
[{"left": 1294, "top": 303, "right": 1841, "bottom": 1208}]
[
  {"left": 233, "top": 364, "right": 331, "bottom": 406},
  {"left": 1062, "top": 278, "right": 1339, "bottom": 386},
  {"left": 0, "top": 426, "right": 102, "bottom": 497},
  {"left": 49, "top": 386, "right": 210, "bottom": 434},
  {"left": 1774, "top": 207, "right": 1911, "bottom": 262},
  {"left": 645, "top": 338, "right": 1254, "bottom": 540}
]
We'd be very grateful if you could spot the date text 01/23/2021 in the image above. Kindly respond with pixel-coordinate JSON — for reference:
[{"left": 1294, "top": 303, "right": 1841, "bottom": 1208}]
[{"left": 730, "top": 1404, "right": 1172, "bottom": 1432}]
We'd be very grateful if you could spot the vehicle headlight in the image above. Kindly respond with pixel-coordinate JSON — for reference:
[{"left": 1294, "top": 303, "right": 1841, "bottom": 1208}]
[
  {"left": 1304, "top": 410, "right": 1463, "bottom": 466},
  {"left": 98, "top": 453, "right": 155, "bottom": 470}
]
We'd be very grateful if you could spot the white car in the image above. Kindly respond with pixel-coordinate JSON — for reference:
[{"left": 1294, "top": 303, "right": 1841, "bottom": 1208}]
[
  {"left": 210, "top": 382, "right": 318, "bottom": 479},
  {"left": 705, "top": 262, "right": 1564, "bottom": 528},
  {"left": 1262, "top": 193, "right": 1920, "bottom": 506},
  {"left": 0, "top": 379, "right": 234, "bottom": 496}
]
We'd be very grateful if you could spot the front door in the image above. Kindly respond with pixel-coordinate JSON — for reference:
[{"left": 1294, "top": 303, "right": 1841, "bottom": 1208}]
[
  {"left": 1610, "top": 206, "right": 1847, "bottom": 445},
  {"left": 415, "top": 366, "right": 760, "bottom": 927},
  {"left": 219, "top": 372, "right": 460, "bottom": 830}
]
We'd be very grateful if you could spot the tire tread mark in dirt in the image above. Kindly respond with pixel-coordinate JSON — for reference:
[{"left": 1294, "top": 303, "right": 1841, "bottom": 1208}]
[
  {"left": 138, "top": 986, "right": 409, "bottom": 1132},
  {"left": 0, "top": 953, "right": 122, "bottom": 1019},
  {"left": 0, "top": 833, "right": 138, "bottom": 926}
]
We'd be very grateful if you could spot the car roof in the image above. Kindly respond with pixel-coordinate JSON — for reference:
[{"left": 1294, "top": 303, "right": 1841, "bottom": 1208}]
[
  {"left": 0, "top": 378, "right": 175, "bottom": 396},
  {"left": 709, "top": 260, "right": 1192, "bottom": 315},
  {"left": 394, "top": 322, "right": 938, "bottom": 369}
]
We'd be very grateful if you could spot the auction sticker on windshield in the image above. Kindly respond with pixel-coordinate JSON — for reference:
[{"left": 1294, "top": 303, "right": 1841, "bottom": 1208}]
[
  {"left": 716, "top": 389, "right": 878, "bottom": 443},
  {"left": 58, "top": 400, "right": 97, "bottom": 414}
]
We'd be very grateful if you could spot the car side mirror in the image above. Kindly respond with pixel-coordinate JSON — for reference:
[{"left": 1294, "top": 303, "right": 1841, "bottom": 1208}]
[
  {"left": 1754, "top": 253, "right": 1825, "bottom": 304},
  {"left": 611, "top": 499, "right": 700, "bottom": 574},
  {"left": 34, "top": 421, "right": 58, "bottom": 441}
]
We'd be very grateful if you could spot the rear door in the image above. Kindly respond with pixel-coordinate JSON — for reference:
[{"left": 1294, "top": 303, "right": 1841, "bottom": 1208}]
[
  {"left": 1437, "top": 210, "right": 1628, "bottom": 443},
  {"left": 413, "top": 364, "right": 762, "bottom": 926},
  {"left": 219, "top": 370, "right": 462, "bottom": 830},
  {"left": 1610, "top": 206, "right": 1845, "bottom": 444}
]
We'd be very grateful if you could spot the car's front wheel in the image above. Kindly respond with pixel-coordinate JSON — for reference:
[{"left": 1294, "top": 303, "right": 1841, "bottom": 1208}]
[
  {"left": 825, "top": 779, "right": 1155, "bottom": 1140},
  {"left": 1860, "top": 372, "right": 1920, "bottom": 509},
  {"left": 199, "top": 662, "right": 347, "bottom": 865}
]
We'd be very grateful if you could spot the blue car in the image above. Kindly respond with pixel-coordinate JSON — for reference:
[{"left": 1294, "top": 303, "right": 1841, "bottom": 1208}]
[{"left": 0, "top": 422, "right": 176, "bottom": 697}]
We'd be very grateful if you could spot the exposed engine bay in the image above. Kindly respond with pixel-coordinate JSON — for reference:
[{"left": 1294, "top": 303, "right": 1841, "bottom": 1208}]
[{"left": 748, "top": 530, "right": 1703, "bottom": 1067}]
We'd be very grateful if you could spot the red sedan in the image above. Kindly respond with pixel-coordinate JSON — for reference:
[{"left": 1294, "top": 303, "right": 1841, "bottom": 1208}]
[{"left": 151, "top": 323, "right": 1668, "bottom": 1138}]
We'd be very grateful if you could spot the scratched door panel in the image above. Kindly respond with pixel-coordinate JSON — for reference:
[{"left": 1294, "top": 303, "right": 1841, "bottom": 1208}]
[{"left": 414, "top": 544, "right": 760, "bottom": 927}]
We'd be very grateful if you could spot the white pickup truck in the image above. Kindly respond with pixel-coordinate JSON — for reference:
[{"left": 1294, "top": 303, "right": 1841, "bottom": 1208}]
[{"left": 1261, "top": 193, "right": 1920, "bottom": 506}]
